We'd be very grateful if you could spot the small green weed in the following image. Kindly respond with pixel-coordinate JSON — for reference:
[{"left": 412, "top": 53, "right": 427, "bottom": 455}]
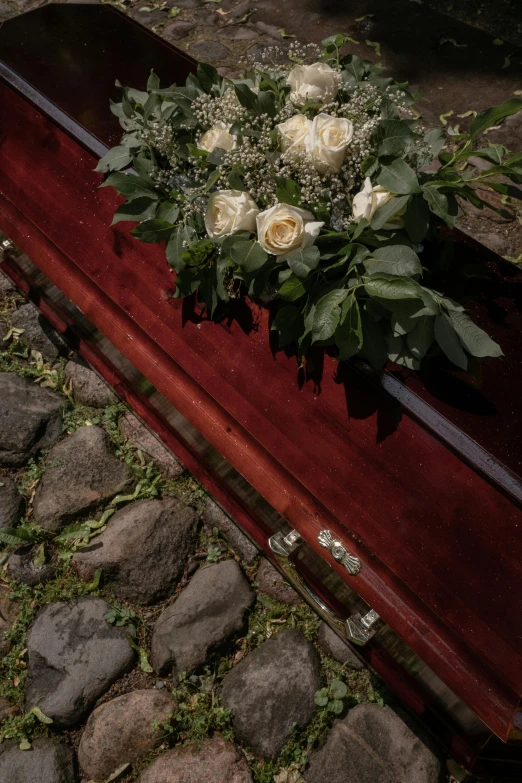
[
  {"left": 247, "top": 593, "right": 321, "bottom": 648},
  {"left": 206, "top": 545, "right": 221, "bottom": 563},
  {"left": 0, "top": 347, "right": 66, "bottom": 391},
  {"left": 16, "top": 455, "right": 47, "bottom": 498},
  {"left": 154, "top": 669, "right": 234, "bottom": 747},
  {"left": 105, "top": 606, "right": 137, "bottom": 627},
  {"left": 314, "top": 678, "right": 348, "bottom": 714}
]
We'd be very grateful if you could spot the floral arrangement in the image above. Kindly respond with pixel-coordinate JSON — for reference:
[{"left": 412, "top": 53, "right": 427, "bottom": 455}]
[{"left": 97, "top": 34, "right": 522, "bottom": 372}]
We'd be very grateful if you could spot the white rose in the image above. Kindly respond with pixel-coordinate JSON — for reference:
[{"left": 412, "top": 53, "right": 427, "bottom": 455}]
[
  {"left": 307, "top": 113, "right": 354, "bottom": 174},
  {"left": 277, "top": 114, "right": 311, "bottom": 158},
  {"left": 205, "top": 190, "right": 259, "bottom": 239},
  {"left": 286, "top": 62, "right": 339, "bottom": 107},
  {"left": 199, "top": 121, "right": 236, "bottom": 153},
  {"left": 352, "top": 177, "right": 407, "bottom": 229},
  {"left": 256, "top": 203, "right": 324, "bottom": 257}
]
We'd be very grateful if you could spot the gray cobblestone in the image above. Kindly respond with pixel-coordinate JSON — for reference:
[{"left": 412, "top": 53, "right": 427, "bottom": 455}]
[{"left": 188, "top": 39, "right": 230, "bottom": 62}]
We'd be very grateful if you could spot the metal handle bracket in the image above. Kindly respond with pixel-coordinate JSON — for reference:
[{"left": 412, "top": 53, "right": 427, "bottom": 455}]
[{"left": 269, "top": 529, "right": 381, "bottom": 647}]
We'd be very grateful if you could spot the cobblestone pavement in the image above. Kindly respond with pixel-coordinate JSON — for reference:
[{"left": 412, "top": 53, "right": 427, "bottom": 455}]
[{"left": 424, "top": 0, "right": 522, "bottom": 47}]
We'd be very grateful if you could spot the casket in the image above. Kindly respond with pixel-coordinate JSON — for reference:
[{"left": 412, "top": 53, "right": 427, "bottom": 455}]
[{"left": 1, "top": 5, "right": 522, "bottom": 776}]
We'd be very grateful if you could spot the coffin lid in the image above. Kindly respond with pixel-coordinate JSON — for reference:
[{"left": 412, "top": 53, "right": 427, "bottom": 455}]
[{"left": 1, "top": 3, "right": 522, "bottom": 742}]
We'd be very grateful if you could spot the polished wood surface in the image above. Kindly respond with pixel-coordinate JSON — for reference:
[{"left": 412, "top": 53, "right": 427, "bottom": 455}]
[
  {"left": 1, "top": 80, "right": 522, "bottom": 741},
  {"left": 1, "top": 5, "right": 521, "bottom": 491}
]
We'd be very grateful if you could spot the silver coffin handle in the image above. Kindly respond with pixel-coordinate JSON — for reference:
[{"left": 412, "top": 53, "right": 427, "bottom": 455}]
[{"left": 269, "top": 529, "right": 381, "bottom": 647}]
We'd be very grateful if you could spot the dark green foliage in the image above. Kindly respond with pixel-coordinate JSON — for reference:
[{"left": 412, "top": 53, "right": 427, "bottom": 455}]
[{"left": 94, "top": 44, "right": 522, "bottom": 377}]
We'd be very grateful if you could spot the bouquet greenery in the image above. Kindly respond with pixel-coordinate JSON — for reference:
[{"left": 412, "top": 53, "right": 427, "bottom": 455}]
[{"left": 97, "top": 34, "right": 522, "bottom": 372}]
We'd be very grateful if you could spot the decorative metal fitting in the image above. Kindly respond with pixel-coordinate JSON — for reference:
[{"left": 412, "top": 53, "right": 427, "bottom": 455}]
[
  {"left": 347, "top": 609, "right": 380, "bottom": 645},
  {"left": 0, "top": 238, "right": 15, "bottom": 260},
  {"left": 283, "top": 529, "right": 303, "bottom": 551},
  {"left": 318, "top": 529, "right": 361, "bottom": 576}
]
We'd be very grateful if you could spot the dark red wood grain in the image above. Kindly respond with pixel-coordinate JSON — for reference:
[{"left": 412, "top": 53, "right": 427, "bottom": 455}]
[
  {"left": 2, "top": 4, "right": 522, "bottom": 491},
  {"left": 1, "top": 81, "right": 522, "bottom": 741}
]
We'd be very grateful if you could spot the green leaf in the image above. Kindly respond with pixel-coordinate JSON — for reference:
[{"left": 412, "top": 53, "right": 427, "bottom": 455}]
[
  {"left": 95, "top": 146, "right": 133, "bottom": 173},
  {"left": 197, "top": 62, "right": 220, "bottom": 93},
  {"left": 407, "top": 315, "right": 435, "bottom": 359},
  {"left": 100, "top": 172, "right": 157, "bottom": 201},
  {"left": 285, "top": 246, "right": 320, "bottom": 279},
  {"left": 204, "top": 169, "right": 221, "bottom": 192},
  {"left": 481, "top": 180, "right": 522, "bottom": 200},
  {"left": 271, "top": 305, "right": 302, "bottom": 347},
  {"left": 404, "top": 193, "right": 430, "bottom": 243},
  {"left": 361, "top": 155, "right": 378, "bottom": 176},
  {"left": 360, "top": 312, "right": 388, "bottom": 369},
  {"left": 448, "top": 311, "right": 503, "bottom": 358},
  {"left": 422, "top": 186, "right": 457, "bottom": 228},
  {"left": 0, "top": 527, "right": 34, "bottom": 546},
  {"left": 387, "top": 334, "right": 420, "bottom": 370},
  {"left": 228, "top": 170, "right": 247, "bottom": 191},
  {"left": 468, "top": 164, "right": 522, "bottom": 181},
  {"left": 106, "top": 764, "right": 131, "bottom": 783},
  {"left": 388, "top": 299, "right": 422, "bottom": 334},
  {"left": 220, "top": 230, "right": 252, "bottom": 254},
  {"left": 506, "top": 150, "right": 522, "bottom": 167},
  {"left": 147, "top": 70, "right": 160, "bottom": 92},
  {"left": 258, "top": 90, "right": 277, "bottom": 118},
  {"left": 364, "top": 277, "right": 421, "bottom": 300},
  {"left": 473, "top": 144, "right": 506, "bottom": 165},
  {"left": 131, "top": 219, "right": 175, "bottom": 244},
  {"left": 377, "top": 158, "right": 421, "bottom": 194},
  {"left": 86, "top": 568, "right": 102, "bottom": 592},
  {"left": 330, "top": 680, "right": 348, "bottom": 699},
  {"left": 314, "top": 689, "right": 329, "bottom": 707},
  {"left": 367, "top": 245, "right": 422, "bottom": 277},
  {"left": 57, "top": 524, "right": 90, "bottom": 540},
  {"left": 278, "top": 275, "right": 308, "bottom": 301},
  {"left": 312, "top": 289, "right": 348, "bottom": 342},
  {"left": 142, "top": 92, "right": 161, "bottom": 122},
  {"left": 423, "top": 127, "right": 446, "bottom": 158},
  {"left": 335, "top": 295, "right": 362, "bottom": 360},
  {"left": 128, "top": 635, "right": 153, "bottom": 672},
  {"left": 28, "top": 706, "right": 53, "bottom": 725},
  {"left": 104, "top": 608, "right": 118, "bottom": 624},
  {"left": 370, "top": 195, "right": 409, "bottom": 230},
  {"left": 234, "top": 83, "right": 260, "bottom": 114},
  {"left": 322, "top": 33, "right": 348, "bottom": 49},
  {"left": 329, "top": 699, "right": 344, "bottom": 715},
  {"left": 166, "top": 226, "right": 195, "bottom": 272},
  {"left": 434, "top": 314, "right": 468, "bottom": 370},
  {"left": 231, "top": 240, "right": 268, "bottom": 273},
  {"left": 155, "top": 201, "right": 180, "bottom": 223},
  {"left": 343, "top": 55, "right": 365, "bottom": 82},
  {"left": 111, "top": 197, "right": 157, "bottom": 225},
  {"left": 33, "top": 542, "right": 46, "bottom": 569},
  {"left": 378, "top": 120, "right": 415, "bottom": 157},
  {"left": 154, "top": 83, "right": 198, "bottom": 102},
  {"left": 132, "top": 153, "right": 155, "bottom": 184},
  {"left": 127, "top": 87, "right": 149, "bottom": 105},
  {"left": 470, "top": 98, "right": 522, "bottom": 138},
  {"left": 275, "top": 177, "right": 301, "bottom": 207},
  {"left": 180, "top": 239, "right": 214, "bottom": 267}
]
